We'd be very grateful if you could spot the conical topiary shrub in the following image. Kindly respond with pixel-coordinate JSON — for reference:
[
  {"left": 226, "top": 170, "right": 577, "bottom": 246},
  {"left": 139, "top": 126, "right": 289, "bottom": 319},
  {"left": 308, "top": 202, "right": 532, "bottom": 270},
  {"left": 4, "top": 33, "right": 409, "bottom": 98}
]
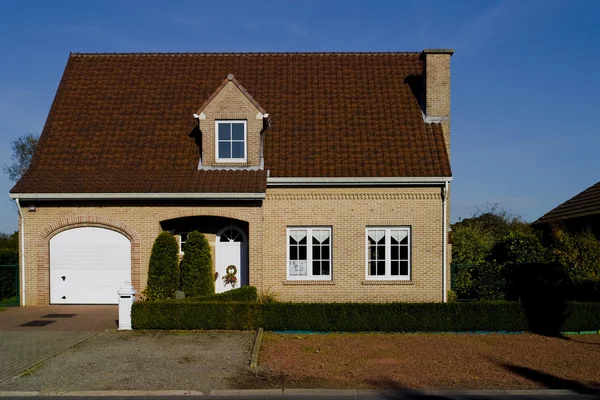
[
  {"left": 146, "top": 231, "right": 180, "bottom": 300},
  {"left": 180, "top": 231, "right": 214, "bottom": 297}
]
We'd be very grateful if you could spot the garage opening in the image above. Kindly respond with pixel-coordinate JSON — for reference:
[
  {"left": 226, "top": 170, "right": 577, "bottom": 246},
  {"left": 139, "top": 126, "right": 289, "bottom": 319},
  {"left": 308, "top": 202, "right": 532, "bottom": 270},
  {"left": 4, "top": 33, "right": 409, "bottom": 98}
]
[{"left": 50, "top": 227, "right": 131, "bottom": 304}]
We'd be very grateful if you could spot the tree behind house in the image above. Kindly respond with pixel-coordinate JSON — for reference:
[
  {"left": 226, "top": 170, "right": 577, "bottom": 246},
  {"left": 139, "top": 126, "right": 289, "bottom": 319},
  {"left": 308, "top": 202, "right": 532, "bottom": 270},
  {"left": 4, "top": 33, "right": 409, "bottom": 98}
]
[
  {"left": 180, "top": 231, "right": 214, "bottom": 297},
  {"left": 146, "top": 231, "right": 179, "bottom": 300},
  {"left": 3, "top": 133, "right": 39, "bottom": 182}
]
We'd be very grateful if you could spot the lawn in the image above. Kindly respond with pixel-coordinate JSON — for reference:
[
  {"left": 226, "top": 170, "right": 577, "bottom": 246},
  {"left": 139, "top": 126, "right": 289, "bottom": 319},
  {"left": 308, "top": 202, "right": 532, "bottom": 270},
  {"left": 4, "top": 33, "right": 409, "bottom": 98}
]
[
  {"left": 0, "top": 296, "right": 17, "bottom": 305},
  {"left": 257, "top": 332, "right": 600, "bottom": 390}
]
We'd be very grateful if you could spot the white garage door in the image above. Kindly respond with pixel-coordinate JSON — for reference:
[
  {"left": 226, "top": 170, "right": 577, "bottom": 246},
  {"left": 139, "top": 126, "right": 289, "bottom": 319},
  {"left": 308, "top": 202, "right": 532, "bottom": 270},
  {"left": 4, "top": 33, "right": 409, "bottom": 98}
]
[{"left": 50, "top": 227, "right": 131, "bottom": 304}]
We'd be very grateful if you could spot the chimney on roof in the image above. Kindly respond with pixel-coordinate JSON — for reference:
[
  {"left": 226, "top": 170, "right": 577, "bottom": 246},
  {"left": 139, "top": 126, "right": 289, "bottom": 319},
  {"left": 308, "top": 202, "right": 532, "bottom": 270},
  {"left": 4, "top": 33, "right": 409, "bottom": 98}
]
[{"left": 421, "top": 49, "right": 453, "bottom": 158}]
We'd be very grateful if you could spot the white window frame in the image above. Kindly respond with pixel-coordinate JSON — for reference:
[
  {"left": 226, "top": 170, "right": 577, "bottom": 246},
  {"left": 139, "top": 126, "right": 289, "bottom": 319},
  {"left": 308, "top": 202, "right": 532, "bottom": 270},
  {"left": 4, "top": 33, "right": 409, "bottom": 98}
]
[
  {"left": 215, "top": 120, "right": 247, "bottom": 163},
  {"left": 365, "top": 227, "right": 411, "bottom": 280},
  {"left": 179, "top": 232, "right": 188, "bottom": 255},
  {"left": 286, "top": 227, "right": 332, "bottom": 281}
]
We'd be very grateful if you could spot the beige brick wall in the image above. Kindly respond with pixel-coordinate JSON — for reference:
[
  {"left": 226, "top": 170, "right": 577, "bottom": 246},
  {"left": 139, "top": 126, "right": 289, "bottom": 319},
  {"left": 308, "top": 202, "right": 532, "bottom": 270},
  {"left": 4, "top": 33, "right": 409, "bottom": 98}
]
[
  {"left": 19, "top": 204, "right": 263, "bottom": 306},
  {"left": 262, "top": 187, "right": 447, "bottom": 303},
  {"left": 18, "top": 187, "right": 450, "bottom": 305},
  {"left": 199, "top": 81, "right": 262, "bottom": 167}
]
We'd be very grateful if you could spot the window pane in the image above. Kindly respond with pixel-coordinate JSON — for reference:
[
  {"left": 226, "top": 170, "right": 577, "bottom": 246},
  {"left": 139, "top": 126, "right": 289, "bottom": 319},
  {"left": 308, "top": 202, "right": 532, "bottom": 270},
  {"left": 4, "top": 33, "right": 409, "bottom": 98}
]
[
  {"left": 322, "top": 245, "right": 330, "bottom": 260},
  {"left": 290, "top": 260, "right": 307, "bottom": 276},
  {"left": 290, "top": 245, "right": 297, "bottom": 260},
  {"left": 322, "top": 261, "right": 330, "bottom": 275},
  {"left": 400, "top": 246, "right": 408, "bottom": 260},
  {"left": 399, "top": 231, "right": 409, "bottom": 244},
  {"left": 231, "top": 123, "right": 244, "bottom": 140},
  {"left": 376, "top": 245, "right": 385, "bottom": 260},
  {"left": 299, "top": 234, "right": 307, "bottom": 245},
  {"left": 231, "top": 141, "right": 244, "bottom": 158},
  {"left": 313, "top": 261, "right": 321, "bottom": 275},
  {"left": 368, "top": 230, "right": 385, "bottom": 243},
  {"left": 218, "top": 123, "right": 231, "bottom": 140},
  {"left": 312, "top": 245, "right": 320, "bottom": 260},
  {"left": 391, "top": 260, "right": 399, "bottom": 275},
  {"left": 369, "top": 261, "right": 377, "bottom": 276},
  {"left": 391, "top": 245, "right": 399, "bottom": 260},
  {"left": 218, "top": 142, "right": 231, "bottom": 158},
  {"left": 400, "top": 261, "right": 409, "bottom": 276},
  {"left": 390, "top": 230, "right": 400, "bottom": 244},
  {"left": 377, "top": 261, "right": 385, "bottom": 275},
  {"left": 299, "top": 245, "right": 307, "bottom": 260}
]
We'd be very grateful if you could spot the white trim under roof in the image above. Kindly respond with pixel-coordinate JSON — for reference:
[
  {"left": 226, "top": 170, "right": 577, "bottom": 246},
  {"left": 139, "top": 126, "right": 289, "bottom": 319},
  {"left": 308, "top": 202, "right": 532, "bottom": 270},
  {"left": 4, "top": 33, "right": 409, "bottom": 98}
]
[
  {"left": 267, "top": 176, "right": 452, "bottom": 186},
  {"left": 9, "top": 193, "right": 266, "bottom": 201}
]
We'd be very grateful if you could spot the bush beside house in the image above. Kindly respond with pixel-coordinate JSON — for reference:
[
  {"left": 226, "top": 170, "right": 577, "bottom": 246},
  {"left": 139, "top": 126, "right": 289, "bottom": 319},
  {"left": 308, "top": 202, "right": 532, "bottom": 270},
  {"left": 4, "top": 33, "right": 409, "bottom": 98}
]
[
  {"left": 132, "top": 297, "right": 600, "bottom": 333},
  {"left": 179, "top": 231, "right": 214, "bottom": 297},
  {"left": 145, "top": 232, "right": 180, "bottom": 300}
]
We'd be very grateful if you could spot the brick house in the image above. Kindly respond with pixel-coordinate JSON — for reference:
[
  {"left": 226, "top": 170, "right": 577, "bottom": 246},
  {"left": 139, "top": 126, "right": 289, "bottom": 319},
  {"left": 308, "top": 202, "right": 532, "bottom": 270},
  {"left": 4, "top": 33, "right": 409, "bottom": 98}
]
[{"left": 10, "top": 49, "right": 453, "bottom": 305}]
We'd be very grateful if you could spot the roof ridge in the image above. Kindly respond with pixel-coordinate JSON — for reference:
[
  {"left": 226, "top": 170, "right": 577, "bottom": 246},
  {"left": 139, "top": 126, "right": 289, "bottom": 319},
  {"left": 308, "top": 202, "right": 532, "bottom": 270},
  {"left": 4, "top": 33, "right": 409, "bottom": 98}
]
[{"left": 70, "top": 51, "right": 422, "bottom": 57}]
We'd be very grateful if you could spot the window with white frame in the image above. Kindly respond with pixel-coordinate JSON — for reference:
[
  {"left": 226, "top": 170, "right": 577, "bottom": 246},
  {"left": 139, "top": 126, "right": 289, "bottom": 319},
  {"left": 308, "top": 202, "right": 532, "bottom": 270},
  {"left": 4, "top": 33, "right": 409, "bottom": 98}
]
[
  {"left": 216, "top": 120, "right": 246, "bottom": 162},
  {"left": 179, "top": 232, "right": 188, "bottom": 255},
  {"left": 366, "top": 227, "right": 411, "bottom": 280},
  {"left": 287, "top": 227, "right": 332, "bottom": 280}
]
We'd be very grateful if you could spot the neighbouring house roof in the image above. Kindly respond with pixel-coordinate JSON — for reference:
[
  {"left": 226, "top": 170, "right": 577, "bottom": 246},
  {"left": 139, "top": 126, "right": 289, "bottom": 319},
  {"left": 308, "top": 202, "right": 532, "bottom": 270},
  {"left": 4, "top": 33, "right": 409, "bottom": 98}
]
[
  {"left": 533, "top": 181, "right": 600, "bottom": 225},
  {"left": 12, "top": 52, "right": 451, "bottom": 195}
]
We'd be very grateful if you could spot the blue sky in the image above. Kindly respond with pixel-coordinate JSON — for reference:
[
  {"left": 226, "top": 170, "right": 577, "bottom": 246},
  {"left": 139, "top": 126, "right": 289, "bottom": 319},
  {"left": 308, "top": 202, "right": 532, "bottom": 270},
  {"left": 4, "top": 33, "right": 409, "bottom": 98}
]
[{"left": 1, "top": 0, "right": 599, "bottom": 233}]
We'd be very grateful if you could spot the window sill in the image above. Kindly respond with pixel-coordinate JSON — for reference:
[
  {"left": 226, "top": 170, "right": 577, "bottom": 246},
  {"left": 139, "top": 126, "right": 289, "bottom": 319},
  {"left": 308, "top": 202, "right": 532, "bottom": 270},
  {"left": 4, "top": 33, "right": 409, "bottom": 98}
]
[
  {"left": 283, "top": 280, "right": 335, "bottom": 286},
  {"left": 361, "top": 280, "right": 414, "bottom": 285}
]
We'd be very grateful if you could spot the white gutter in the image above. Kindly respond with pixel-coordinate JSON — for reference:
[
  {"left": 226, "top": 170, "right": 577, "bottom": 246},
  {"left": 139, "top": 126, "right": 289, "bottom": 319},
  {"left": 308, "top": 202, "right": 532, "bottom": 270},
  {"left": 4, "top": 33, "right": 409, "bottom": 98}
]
[
  {"left": 442, "top": 181, "right": 448, "bottom": 303},
  {"left": 268, "top": 176, "right": 453, "bottom": 186},
  {"left": 14, "top": 198, "right": 25, "bottom": 306},
  {"left": 9, "top": 193, "right": 266, "bottom": 201}
]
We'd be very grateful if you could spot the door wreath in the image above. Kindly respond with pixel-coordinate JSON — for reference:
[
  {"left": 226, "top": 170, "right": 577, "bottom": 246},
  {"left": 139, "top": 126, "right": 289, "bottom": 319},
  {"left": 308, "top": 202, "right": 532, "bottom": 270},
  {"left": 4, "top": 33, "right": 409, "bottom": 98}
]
[{"left": 223, "top": 265, "right": 238, "bottom": 288}]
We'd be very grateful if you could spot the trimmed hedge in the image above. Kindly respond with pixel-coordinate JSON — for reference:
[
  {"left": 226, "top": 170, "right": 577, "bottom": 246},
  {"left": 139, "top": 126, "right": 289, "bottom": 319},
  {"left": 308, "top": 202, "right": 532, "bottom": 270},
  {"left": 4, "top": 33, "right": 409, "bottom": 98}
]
[
  {"left": 180, "top": 231, "right": 214, "bottom": 297},
  {"left": 192, "top": 286, "right": 258, "bottom": 303},
  {"left": 146, "top": 232, "right": 180, "bottom": 300},
  {"left": 132, "top": 300, "right": 600, "bottom": 332}
]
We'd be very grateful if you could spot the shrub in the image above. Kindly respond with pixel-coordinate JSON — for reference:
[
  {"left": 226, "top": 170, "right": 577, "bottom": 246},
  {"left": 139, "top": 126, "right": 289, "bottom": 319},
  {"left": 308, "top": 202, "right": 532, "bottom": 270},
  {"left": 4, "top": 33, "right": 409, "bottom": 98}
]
[
  {"left": 565, "top": 278, "right": 600, "bottom": 302},
  {"left": 179, "top": 231, "right": 214, "bottom": 297},
  {"left": 0, "top": 249, "right": 18, "bottom": 265},
  {"left": 471, "top": 262, "right": 506, "bottom": 300},
  {"left": 452, "top": 266, "right": 474, "bottom": 299},
  {"left": 132, "top": 299, "right": 600, "bottom": 333},
  {"left": 490, "top": 231, "right": 551, "bottom": 266},
  {"left": 552, "top": 227, "right": 600, "bottom": 281},
  {"left": 145, "top": 232, "right": 180, "bottom": 300},
  {"left": 193, "top": 286, "right": 258, "bottom": 302}
]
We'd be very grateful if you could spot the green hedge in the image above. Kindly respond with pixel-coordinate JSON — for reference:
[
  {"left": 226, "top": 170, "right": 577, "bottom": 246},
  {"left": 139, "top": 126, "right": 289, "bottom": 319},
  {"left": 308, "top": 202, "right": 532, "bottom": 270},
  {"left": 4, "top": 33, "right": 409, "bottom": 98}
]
[
  {"left": 132, "top": 300, "right": 600, "bottom": 332},
  {"left": 191, "top": 286, "right": 258, "bottom": 303}
]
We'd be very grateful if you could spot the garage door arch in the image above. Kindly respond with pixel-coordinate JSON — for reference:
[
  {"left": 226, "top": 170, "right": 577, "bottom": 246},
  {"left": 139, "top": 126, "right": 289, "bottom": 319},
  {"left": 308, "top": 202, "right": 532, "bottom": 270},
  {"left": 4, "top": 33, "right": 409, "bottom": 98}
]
[{"left": 37, "top": 217, "right": 141, "bottom": 305}]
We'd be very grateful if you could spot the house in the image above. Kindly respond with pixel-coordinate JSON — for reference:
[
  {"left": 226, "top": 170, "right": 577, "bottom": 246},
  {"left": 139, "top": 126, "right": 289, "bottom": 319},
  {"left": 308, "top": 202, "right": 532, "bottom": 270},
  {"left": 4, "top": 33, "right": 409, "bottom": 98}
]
[
  {"left": 10, "top": 50, "right": 453, "bottom": 305},
  {"left": 532, "top": 181, "right": 600, "bottom": 240}
]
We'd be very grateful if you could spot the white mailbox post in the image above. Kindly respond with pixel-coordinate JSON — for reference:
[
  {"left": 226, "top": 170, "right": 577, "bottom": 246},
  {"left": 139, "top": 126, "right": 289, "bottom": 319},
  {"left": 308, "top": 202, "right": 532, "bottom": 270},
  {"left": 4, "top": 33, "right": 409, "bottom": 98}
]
[{"left": 118, "top": 281, "right": 136, "bottom": 330}]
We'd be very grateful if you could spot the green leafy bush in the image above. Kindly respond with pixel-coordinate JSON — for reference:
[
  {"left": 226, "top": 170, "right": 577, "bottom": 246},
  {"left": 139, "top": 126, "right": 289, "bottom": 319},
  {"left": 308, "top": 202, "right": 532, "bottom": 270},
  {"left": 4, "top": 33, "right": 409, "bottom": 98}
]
[
  {"left": 132, "top": 299, "right": 600, "bottom": 333},
  {"left": 490, "top": 231, "right": 551, "bottom": 266},
  {"left": 145, "top": 232, "right": 180, "bottom": 300},
  {"left": 0, "top": 249, "right": 18, "bottom": 265},
  {"left": 179, "top": 231, "right": 214, "bottom": 297},
  {"left": 552, "top": 227, "right": 600, "bottom": 281},
  {"left": 452, "top": 265, "right": 474, "bottom": 299},
  {"left": 471, "top": 262, "right": 506, "bottom": 300},
  {"left": 192, "top": 286, "right": 258, "bottom": 302}
]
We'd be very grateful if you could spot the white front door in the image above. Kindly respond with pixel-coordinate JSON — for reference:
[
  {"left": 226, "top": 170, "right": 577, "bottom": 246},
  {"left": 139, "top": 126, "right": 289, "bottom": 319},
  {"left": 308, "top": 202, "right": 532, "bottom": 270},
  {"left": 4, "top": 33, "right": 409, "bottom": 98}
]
[
  {"left": 50, "top": 227, "right": 131, "bottom": 304},
  {"left": 216, "top": 227, "right": 247, "bottom": 293}
]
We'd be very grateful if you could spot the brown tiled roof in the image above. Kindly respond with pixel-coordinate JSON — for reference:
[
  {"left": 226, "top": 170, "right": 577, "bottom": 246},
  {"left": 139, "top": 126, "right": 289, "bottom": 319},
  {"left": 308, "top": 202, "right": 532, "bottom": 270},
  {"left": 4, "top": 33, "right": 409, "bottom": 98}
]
[
  {"left": 533, "top": 182, "right": 600, "bottom": 225},
  {"left": 12, "top": 52, "right": 451, "bottom": 194}
]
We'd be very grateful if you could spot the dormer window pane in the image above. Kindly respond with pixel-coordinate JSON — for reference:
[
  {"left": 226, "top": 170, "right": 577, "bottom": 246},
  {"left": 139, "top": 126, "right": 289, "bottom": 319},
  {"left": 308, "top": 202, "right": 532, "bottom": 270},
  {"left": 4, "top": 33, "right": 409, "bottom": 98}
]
[
  {"left": 232, "top": 123, "right": 244, "bottom": 140},
  {"left": 218, "top": 123, "right": 231, "bottom": 140},
  {"left": 216, "top": 121, "right": 247, "bottom": 162}
]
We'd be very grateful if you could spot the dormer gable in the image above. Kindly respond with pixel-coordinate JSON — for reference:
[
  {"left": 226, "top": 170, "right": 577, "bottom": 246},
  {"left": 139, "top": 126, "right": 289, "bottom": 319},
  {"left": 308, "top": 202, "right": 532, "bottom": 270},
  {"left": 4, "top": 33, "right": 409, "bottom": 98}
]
[{"left": 195, "top": 74, "right": 269, "bottom": 169}]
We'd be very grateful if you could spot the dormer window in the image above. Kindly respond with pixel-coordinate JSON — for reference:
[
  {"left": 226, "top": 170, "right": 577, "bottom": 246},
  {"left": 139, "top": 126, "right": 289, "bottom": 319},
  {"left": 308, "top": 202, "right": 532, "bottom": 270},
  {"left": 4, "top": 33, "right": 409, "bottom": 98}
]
[{"left": 216, "top": 120, "right": 247, "bottom": 162}]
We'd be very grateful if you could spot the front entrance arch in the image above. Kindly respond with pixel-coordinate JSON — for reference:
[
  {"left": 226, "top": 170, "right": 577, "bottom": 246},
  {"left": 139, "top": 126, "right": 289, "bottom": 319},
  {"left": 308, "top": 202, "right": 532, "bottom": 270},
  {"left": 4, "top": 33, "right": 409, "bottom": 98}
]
[{"left": 216, "top": 225, "right": 248, "bottom": 293}]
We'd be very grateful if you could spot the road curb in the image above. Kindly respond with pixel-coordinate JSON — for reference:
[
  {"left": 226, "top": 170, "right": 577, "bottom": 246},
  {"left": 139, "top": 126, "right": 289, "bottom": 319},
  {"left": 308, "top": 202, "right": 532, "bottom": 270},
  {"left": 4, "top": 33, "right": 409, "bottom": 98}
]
[{"left": 249, "top": 327, "right": 263, "bottom": 368}]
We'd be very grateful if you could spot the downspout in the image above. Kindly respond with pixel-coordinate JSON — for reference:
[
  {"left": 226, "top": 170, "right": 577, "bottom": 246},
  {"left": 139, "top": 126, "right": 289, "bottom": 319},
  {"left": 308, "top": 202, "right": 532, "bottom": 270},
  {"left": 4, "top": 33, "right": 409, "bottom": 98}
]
[
  {"left": 14, "top": 198, "right": 25, "bottom": 306},
  {"left": 442, "top": 182, "right": 448, "bottom": 303}
]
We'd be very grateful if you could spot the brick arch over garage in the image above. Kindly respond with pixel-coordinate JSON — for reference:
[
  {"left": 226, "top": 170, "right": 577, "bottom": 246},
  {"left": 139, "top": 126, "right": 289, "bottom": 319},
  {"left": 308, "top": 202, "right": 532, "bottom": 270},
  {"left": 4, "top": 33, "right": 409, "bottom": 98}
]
[
  {"left": 36, "top": 216, "right": 142, "bottom": 306},
  {"left": 158, "top": 208, "right": 251, "bottom": 223}
]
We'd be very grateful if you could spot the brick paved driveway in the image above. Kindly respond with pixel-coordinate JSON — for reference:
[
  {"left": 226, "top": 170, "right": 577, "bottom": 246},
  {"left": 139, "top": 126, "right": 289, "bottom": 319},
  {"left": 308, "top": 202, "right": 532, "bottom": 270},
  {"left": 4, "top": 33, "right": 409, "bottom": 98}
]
[{"left": 0, "top": 305, "right": 117, "bottom": 383}]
